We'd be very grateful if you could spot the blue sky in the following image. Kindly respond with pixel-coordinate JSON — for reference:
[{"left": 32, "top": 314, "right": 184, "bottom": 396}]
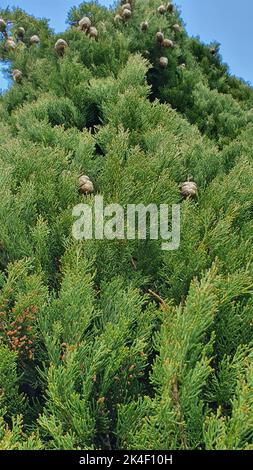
[{"left": 1, "top": 0, "right": 253, "bottom": 91}]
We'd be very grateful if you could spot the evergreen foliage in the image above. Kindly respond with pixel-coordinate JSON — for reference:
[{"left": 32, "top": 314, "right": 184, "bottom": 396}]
[{"left": 0, "top": 0, "right": 253, "bottom": 450}]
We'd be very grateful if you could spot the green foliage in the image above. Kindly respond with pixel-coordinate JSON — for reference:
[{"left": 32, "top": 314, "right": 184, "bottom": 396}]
[
  {"left": 0, "top": 415, "right": 43, "bottom": 450},
  {"left": 204, "top": 352, "right": 253, "bottom": 450},
  {"left": 0, "top": 346, "right": 23, "bottom": 417},
  {"left": 117, "top": 266, "right": 218, "bottom": 449},
  {"left": 0, "top": 0, "right": 253, "bottom": 450}
]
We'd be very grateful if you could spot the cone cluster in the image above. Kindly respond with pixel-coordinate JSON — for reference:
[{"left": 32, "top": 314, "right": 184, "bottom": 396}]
[
  {"left": 78, "top": 16, "right": 98, "bottom": 39},
  {"left": 79, "top": 175, "right": 94, "bottom": 195}
]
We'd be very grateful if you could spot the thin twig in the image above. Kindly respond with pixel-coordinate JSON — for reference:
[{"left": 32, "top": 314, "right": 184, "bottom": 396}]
[
  {"left": 171, "top": 375, "right": 188, "bottom": 450},
  {"left": 147, "top": 289, "right": 168, "bottom": 310}
]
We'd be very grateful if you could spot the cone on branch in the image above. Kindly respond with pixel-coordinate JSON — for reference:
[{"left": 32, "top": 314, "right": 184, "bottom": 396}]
[
  {"left": 122, "top": 8, "right": 132, "bottom": 20},
  {"left": 180, "top": 181, "right": 198, "bottom": 198},
  {"left": 158, "top": 5, "right": 167, "bottom": 15},
  {"left": 55, "top": 39, "right": 68, "bottom": 54},
  {"left": 173, "top": 24, "right": 181, "bottom": 33},
  {"left": 162, "top": 38, "right": 174, "bottom": 48},
  {"left": 30, "top": 35, "right": 40, "bottom": 45},
  {"left": 5, "top": 38, "right": 16, "bottom": 50},
  {"left": 140, "top": 21, "right": 149, "bottom": 31},
  {"left": 167, "top": 2, "right": 174, "bottom": 12},
  {"left": 12, "top": 69, "right": 23, "bottom": 83},
  {"left": 16, "top": 27, "right": 25, "bottom": 39},
  {"left": 159, "top": 57, "right": 168, "bottom": 68},
  {"left": 89, "top": 27, "right": 98, "bottom": 39},
  {"left": 79, "top": 175, "right": 94, "bottom": 195},
  {"left": 156, "top": 31, "right": 164, "bottom": 43},
  {"left": 79, "top": 16, "right": 91, "bottom": 31}
]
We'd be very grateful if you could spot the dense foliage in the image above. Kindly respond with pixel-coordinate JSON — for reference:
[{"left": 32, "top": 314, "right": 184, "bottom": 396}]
[{"left": 0, "top": 0, "right": 253, "bottom": 450}]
